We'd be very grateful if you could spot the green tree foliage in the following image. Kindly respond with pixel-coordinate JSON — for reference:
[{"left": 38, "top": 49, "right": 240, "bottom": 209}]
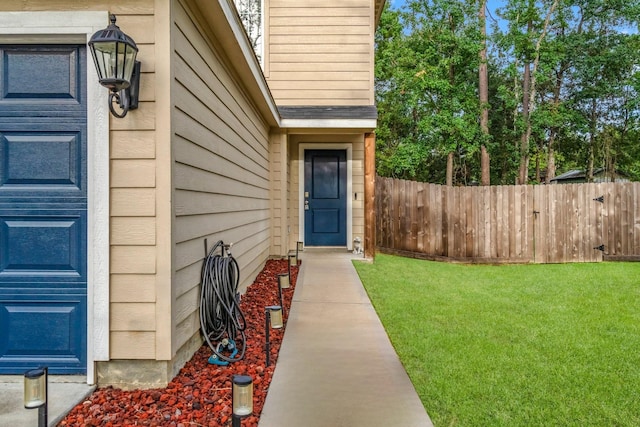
[
  {"left": 375, "top": 0, "right": 640, "bottom": 184},
  {"left": 375, "top": 0, "right": 485, "bottom": 184}
]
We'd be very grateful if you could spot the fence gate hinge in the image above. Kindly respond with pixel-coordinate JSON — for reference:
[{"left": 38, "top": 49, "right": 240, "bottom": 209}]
[
  {"left": 594, "top": 244, "right": 605, "bottom": 252},
  {"left": 593, "top": 195, "right": 604, "bottom": 203}
]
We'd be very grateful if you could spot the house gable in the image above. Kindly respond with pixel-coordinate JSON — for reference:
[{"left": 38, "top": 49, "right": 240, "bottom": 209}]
[{"left": 265, "top": 0, "right": 376, "bottom": 106}]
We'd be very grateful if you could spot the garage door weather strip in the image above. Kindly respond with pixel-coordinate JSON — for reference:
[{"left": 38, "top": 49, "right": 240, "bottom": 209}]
[{"left": 199, "top": 240, "right": 247, "bottom": 365}]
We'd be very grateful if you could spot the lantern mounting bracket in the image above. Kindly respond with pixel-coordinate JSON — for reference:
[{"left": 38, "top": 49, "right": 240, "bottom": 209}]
[{"left": 109, "top": 60, "right": 140, "bottom": 118}]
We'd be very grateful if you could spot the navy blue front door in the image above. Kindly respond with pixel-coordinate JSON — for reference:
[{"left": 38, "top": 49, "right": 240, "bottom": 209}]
[
  {"left": 0, "top": 45, "right": 88, "bottom": 373},
  {"left": 304, "top": 150, "right": 347, "bottom": 246}
]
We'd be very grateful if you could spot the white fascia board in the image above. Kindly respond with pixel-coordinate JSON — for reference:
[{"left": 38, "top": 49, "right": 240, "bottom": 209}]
[{"left": 280, "top": 118, "right": 378, "bottom": 130}]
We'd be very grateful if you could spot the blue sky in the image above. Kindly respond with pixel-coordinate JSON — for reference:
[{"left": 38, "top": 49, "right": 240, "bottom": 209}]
[
  {"left": 387, "top": 1, "right": 638, "bottom": 34},
  {"left": 389, "top": 0, "right": 500, "bottom": 10},
  {"left": 389, "top": 0, "right": 502, "bottom": 18},
  {"left": 388, "top": 0, "right": 506, "bottom": 31}
]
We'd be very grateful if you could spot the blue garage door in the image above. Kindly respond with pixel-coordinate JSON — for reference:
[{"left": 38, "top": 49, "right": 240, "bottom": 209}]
[{"left": 0, "top": 45, "right": 87, "bottom": 374}]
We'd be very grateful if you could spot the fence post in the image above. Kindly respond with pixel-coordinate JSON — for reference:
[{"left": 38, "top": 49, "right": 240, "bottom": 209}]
[{"left": 364, "top": 133, "right": 376, "bottom": 259}]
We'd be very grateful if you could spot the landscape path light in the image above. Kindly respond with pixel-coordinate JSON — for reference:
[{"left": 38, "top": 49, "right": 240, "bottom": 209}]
[
  {"left": 276, "top": 273, "right": 287, "bottom": 317},
  {"left": 296, "top": 241, "right": 303, "bottom": 261},
  {"left": 265, "top": 305, "right": 283, "bottom": 366},
  {"left": 232, "top": 374, "right": 253, "bottom": 427},
  {"left": 278, "top": 272, "right": 290, "bottom": 289},
  {"left": 24, "top": 367, "right": 47, "bottom": 427}
]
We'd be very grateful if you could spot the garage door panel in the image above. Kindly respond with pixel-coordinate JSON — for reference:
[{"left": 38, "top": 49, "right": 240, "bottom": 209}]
[
  {"left": 1, "top": 46, "right": 80, "bottom": 101},
  {"left": 0, "top": 45, "right": 85, "bottom": 117},
  {"left": 0, "top": 214, "right": 85, "bottom": 279},
  {"left": 1, "top": 132, "right": 82, "bottom": 188},
  {"left": 0, "top": 293, "right": 86, "bottom": 373}
]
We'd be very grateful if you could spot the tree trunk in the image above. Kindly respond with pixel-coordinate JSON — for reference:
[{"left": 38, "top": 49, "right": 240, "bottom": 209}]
[
  {"left": 518, "top": 57, "right": 531, "bottom": 185},
  {"left": 535, "top": 149, "right": 541, "bottom": 183},
  {"left": 446, "top": 152, "right": 454, "bottom": 186},
  {"left": 546, "top": 143, "right": 556, "bottom": 184},
  {"left": 587, "top": 98, "right": 597, "bottom": 181},
  {"left": 546, "top": 70, "right": 564, "bottom": 183},
  {"left": 479, "top": 0, "right": 490, "bottom": 186},
  {"left": 519, "top": 0, "right": 558, "bottom": 185},
  {"left": 481, "top": 145, "right": 490, "bottom": 185}
]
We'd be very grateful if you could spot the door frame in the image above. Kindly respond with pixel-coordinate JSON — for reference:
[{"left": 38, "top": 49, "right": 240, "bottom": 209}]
[
  {"left": 0, "top": 11, "right": 110, "bottom": 384},
  {"left": 298, "top": 143, "right": 352, "bottom": 249}
]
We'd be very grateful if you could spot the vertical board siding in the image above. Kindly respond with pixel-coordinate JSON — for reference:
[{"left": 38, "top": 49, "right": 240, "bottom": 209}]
[
  {"left": 267, "top": 0, "right": 373, "bottom": 106},
  {"left": 376, "top": 178, "right": 640, "bottom": 263},
  {"left": 172, "top": 1, "right": 271, "bottom": 353}
]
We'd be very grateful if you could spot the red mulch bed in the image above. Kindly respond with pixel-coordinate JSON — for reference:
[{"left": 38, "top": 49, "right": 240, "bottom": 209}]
[{"left": 59, "top": 259, "right": 298, "bottom": 427}]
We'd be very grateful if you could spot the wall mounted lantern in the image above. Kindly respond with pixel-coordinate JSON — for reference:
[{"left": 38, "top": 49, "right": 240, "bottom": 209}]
[
  {"left": 24, "top": 367, "right": 48, "bottom": 427},
  {"left": 232, "top": 374, "right": 253, "bottom": 427},
  {"left": 89, "top": 14, "right": 141, "bottom": 118}
]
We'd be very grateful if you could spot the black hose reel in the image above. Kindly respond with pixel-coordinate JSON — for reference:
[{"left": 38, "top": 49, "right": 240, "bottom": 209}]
[{"left": 199, "top": 240, "right": 247, "bottom": 365}]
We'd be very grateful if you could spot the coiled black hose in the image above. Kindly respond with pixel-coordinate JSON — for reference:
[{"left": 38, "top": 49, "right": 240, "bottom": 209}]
[{"left": 199, "top": 240, "right": 247, "bottom": 363}]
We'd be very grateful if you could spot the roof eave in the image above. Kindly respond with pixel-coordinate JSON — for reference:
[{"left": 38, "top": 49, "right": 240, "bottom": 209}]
[
  {"left": 280, "top": 118, "right": 378, "bottom": 132},
  {"left": 191, "top": 0, "right": 280, "bottom": 127}
]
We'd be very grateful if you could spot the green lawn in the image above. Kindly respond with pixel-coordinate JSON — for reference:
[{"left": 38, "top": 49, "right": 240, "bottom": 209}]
[{"left": 353, "top": 254, "right": 640, "bottom": 427}]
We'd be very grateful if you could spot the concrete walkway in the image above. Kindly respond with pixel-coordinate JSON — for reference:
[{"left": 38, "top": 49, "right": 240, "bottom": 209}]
[
  {"left": 259, "top": 249, "right": 433, "bottom": 427},
  {"left": 0, "top": 250, "right": 432, "bottom": 427}
]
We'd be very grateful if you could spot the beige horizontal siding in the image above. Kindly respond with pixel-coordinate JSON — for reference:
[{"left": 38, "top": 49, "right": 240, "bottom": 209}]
[
  {"left": 270, "top": 53, "right": 371, "bottom": 63},
  {"left": 270, "top": 25, "right": 370, "bottom": 35},
  {"left": 274, "top": 90, "right": 371, "bottom": 102},
  {"left": 113, "top": 14, "right": 155, "bottom": 44},
  {"left": 270, "top": 6, "right": 368, "bottom": 17},
  {"left": 110, "top": 332, "right": 155, "bottom": 359},
  {"left": 267, "top": 0, "right": 374, "bottom": 106},
  {"left": 111, "top": 217, "right": 156, "bottom": 245},
  {"left": 172, "top": 0, "right": 271, "bottom": 356},
  {"left": 111, "top": 303, "right": 156, "bottom": 331},
  {"left": 270, "top": 0, "right": 368, "bottom": 7},
  {"left": 270, "top": 44, "right": 371, "bottom": 54},
  {"left": 0, "top": 0, "right": 154, "bottom": 14},
  {"left": 111, "top": 160, "right": 156, "bottom": 187},
  {"left": 111, "top": 189, "right": 156, "bottom": 216},
  {"left": 111, "top": 246, "right": 156, "bottom": 274},
  {"left": 111, "top": 131, "right": 155, "bottom": 159},
  {"left": 109, "top": 103, "right": 155, "bottom": 130},
  {"left": 270, "top": 34, "right": 371, "bottom": 46},
  {"left": 269, "top": 81, "right": 370, "bottom": 91},
  {"left": 270, "top": 16, "right": 370, "bottom": 28},
  {"left": 110, "top": 275, "right": 156, "bottom": 303}
]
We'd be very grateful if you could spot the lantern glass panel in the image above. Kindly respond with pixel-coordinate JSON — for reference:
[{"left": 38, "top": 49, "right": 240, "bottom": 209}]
[
  {"left": 123, "top": 44, "right": 137, "bottom": 81},
  {"left": 23, "top": 369, "right": 46, "bottom": 409},
  {"left": 232, "top": 376, "right": 253, "bottom": 416},
  {"left": 269, "top": 306, "right": 283, "bottom": 329},
  {"left": 278, "top": 273, "right": 290, "bottom": 289}
]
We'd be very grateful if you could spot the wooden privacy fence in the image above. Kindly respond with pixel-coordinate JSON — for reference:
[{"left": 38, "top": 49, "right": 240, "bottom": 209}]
[{"left": 376, "top": 177, "right": 640, "bottom": 263}]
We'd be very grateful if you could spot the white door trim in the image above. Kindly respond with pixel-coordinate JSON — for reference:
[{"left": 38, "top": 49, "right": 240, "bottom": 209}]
[
  {"left": 0, "top": 11, "right": 110, "bottom": 385},
  {"left": 298, "top": 143, "right": 353, "bottom": 249}
]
